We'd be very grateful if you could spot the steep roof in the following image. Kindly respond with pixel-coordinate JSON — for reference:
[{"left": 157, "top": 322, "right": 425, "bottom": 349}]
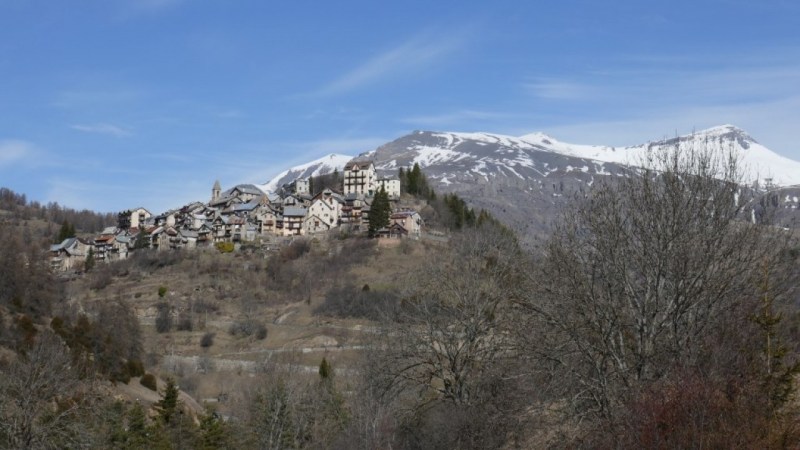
[
  {"left": 50, "top": 237, "right": 77, "bottom": 252},
  {"left": 120, "top": 207, "right": 151, "bottom": 215},
  {"left": 283, "top": 207, "right": 307, "bottom": 217},
  {"left": 223, "top": 184, "right": 264, "bottom": 196},
  {"left": 391, "top": 210, "right": 419, "bottom": 219},
  {"left": 344, "top": 159, "right": 375, "bottom": 170}
]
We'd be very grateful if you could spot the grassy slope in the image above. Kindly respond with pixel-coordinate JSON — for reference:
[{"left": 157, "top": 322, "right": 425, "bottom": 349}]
[{"left": 66, "top": 236, "right": 438, "bottom": 416}]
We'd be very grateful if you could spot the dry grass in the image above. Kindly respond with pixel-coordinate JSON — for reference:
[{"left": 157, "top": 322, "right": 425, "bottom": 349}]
[{"left": 62, "top": 235, "right": 431, "bottom": 417}]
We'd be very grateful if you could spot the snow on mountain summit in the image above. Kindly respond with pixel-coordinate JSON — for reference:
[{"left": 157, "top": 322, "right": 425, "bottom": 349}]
[
  {"left": 257, "top": 126, "right": 800, "bottom": 198},
  {"left": 515, "top": 125, "right": 798, "bottom": 186},
  {"left": 258, "top": 153, "right": 352, "bottom": 193}
]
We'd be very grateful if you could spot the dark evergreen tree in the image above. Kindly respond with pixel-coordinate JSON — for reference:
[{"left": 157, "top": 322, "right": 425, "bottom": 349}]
[
  {"left": 319, "top": 357, "right": 333, "bottom": 381},
  {"left": 198, "top": 411, "right": 229, "bottom": 450},
  {"left": 368, "top": 186, "right": 390, "bottom": 238},
  {"left": 401, "top": 163, "right": 435, "bottom": 199},
  {"left": 133, "top": 227, "right": 149, "bottom": 250},
  {"left": 155, "top": 378, "right": 180, "bottom": 425},
  {"left": 85, "top": 247, "right": 95, "bottom": 272},
  {"left": 408, "top": 163, "right": 422, "bottom": 195},
  {"left": 398, "top": 167, "right": 406, "bottom": 194},
  {"left": 56, "top": 219, "right": 76, "bottom": 243}
]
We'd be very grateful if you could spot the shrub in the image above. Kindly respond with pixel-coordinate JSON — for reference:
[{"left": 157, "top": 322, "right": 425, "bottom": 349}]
[
  {"left": 155, "top": 302, "right": 172, "bottom": 333},
  {"left": 228, "top": 319, "right": 267, "bottom": 340},
  {"left": 194, "top": 299, "right": 219, "bottom": 313},
  {"left": 14, "top": 314, "right": 37, "bottom": 347},
  {"left": 198, "top": 356, "right": 215, "bottom": 374},
  {"left": 130, "top": 249, "right": 185, "bottom": 270},
  {"left": 279, "top": 239, "right": 311, "bottom": 262},
  {"left": 126, "top": 359, "right": 145, "bottom": 377},
  {"left": 110, "top": 367, "right": 131, "bottom": 384},
  {"left": 140, "top": 373, "right": 158, "bottom": 391},
  {"left": 200, "top": 332, "right": 215, "bottom": 348},
  {"left": 176, "top": 315, "right": 193, "bottom": 332},
  {"left": 215, "top": 242, "right": 235, "bottom": 253},
  {"left": 50, "top": 316, "right": 64, "bottom": 331},
  {"left": 157, "top": 285, "right": 168, "bottom": 298},
  {"left": 89, "top": 268, "right": 113, "bottom": 290},
  {"left": 399, "top": 238, "right": 415, "bottom": 255},
  {"left": 314, "top": 284, "right": 399, "bottom": 321}
]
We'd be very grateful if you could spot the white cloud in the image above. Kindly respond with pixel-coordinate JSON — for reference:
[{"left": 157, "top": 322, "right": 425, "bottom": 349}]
[
  {"left": 514, "top": 52, "right": 800, "bottom": 161},
  {"left": 526, "top": 95, "right": 800, "bottom": 159},
  {"left": 315, "top": 32, "right": 466, "bottom": 96},
  {"left": 0, "top": 140, "right": 38, "bottom": 167},
  {"left": 525, "top": 80, "right": 597, "bottom": 100},
  {"left": 216, "top": 109, "right": 245, "bottom": 119},
  {"left": 71, "top": 123, "right": 133, "bottom": 137}
]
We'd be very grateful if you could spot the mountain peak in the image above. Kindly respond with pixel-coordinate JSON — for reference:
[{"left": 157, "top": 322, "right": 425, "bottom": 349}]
[
  {"left": 692, "top": 124, "right": 756, "bottom": 143},
  {"left": 518, "top": 131, "right": 558, "bottom": 145},
  {"left": 258, "top": 153, "right": 353, "bottom": 193}
]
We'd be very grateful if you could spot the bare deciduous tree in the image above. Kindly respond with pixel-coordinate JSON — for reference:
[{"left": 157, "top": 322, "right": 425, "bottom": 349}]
[
  {"left": 366, "top": 225, "right": 532, "bottom": 448},
  {"left": 523, "top": 143, "right": 794, "bottom": 428},
  {"left": 0, "top": 330, "right": 97, "bottom": 449},
  {"left": 379, "top": 226, "right": 522, "bottom": 406}
]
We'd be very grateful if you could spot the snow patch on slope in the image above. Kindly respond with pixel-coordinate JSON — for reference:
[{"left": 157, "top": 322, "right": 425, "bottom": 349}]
[
  {"left": 259, "top": 153, "right": 353, "bottom": 193},
  {"left": 412, "top": 145, "right": 472, "bottom": 166},
  {"left": 518, "top": 125, "right": 800, "bottom": 186}
]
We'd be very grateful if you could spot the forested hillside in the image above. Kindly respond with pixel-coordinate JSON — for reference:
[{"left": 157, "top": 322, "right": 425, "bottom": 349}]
[{"left": 0, "top": 187, "right": 116, "bottom": 234}]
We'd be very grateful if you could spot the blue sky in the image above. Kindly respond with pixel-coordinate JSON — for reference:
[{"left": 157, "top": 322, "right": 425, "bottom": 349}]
[{"left": 1, "top": 0, "right": 799, "bottom": 214}]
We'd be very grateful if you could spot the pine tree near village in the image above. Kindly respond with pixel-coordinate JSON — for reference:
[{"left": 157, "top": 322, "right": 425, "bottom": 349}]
[
  {"left": 368, "top": 186, "right": 390, "bottom": 238},
  {"left": 56, "top": 219, "right": 76, "bottom": 243}
]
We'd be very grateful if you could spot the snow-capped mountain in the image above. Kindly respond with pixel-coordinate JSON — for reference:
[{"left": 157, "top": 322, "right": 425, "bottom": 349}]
[
  {"left": 368, "top": 125, "right": 800, "bottom": 188},
  {"left": 258, "top": 153, "right": 352, "bottom": 193},
  {"left": 364, "top": 126, "right": 800, "bottom": 242},
  {"left": 259, "top": 126, "right": 800, "bottom": 244},
  {"left": 519, "top": 125, "right": 800, "bottom": 186}
]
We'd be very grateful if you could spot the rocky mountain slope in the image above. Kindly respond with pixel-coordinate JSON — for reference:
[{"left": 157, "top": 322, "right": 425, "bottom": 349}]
[{"left": 261, "top": 126, "right": 800, "bottom": 244}]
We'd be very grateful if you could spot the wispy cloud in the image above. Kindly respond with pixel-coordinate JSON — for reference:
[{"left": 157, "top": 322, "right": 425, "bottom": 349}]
[
  {"left": 525, "top": 80, "right": 597, "bottom": 100},
  {"left": 525, "top": 94, "right": 800, "bottom": 156},
  {"left": 0, "top": 139, "right": 39, "bottom": 167},
  {"left": 71, "top": 123, "right": 133, "bottom": 137},
  {"left": 314, "top": 32, "right": 467, "bottom": 96},
  {"left": 53, "top": 89, "right": 143, "bottom": 109},
  {"left": 216, "top": 109, "right": 245, "bottom": 119},
  {"left": 525, "top": 51, "right": 800, "bottom": 106}
]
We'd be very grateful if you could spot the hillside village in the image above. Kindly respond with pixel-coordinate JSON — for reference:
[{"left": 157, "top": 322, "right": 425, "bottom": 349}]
[{"left": 48, "top": 158, "right": 423, "bottom": 272}]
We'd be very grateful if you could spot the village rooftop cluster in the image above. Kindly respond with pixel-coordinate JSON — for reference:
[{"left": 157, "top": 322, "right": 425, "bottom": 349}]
[{"left": 49, "top": 159, "right": 423, "bottom": 272}]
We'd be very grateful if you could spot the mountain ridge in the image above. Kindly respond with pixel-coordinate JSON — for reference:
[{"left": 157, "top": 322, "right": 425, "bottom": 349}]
[
  {"left": 262, "top": 125, "right": 800, "bottom": 192},
  {"left": 258, "top": 126, "right": 800, "bottom": 245},
  {"left": 258, "top": 153, "right": 352, "bottom": 193}
]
